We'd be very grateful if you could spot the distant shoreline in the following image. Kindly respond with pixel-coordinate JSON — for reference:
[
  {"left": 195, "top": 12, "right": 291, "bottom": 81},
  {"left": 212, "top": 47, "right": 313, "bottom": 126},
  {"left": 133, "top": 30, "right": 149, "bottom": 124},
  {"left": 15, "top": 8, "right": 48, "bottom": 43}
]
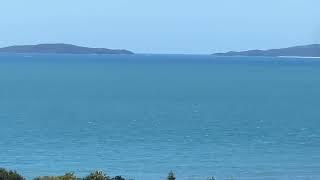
[
  {"left": 278, "top": 56, "right": 320, "bottom": 59},
  {"left": 1, "top": 43, "right": 320, "bottom": 57},
  {"left": 213, "top": 44, "right": 320, "bottom": 57},
  {"left": 0, "top": 43, "right": 134, "bottom": 55}
]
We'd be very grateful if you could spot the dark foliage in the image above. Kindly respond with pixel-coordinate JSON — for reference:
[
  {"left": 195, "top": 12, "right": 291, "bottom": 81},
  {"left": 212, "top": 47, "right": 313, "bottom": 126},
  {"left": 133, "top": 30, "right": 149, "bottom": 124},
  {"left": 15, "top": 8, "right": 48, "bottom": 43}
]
[
  {"left": 167, "top": 171, "right": 176, "bottom": 180},
  {"left": 111, "top": 176, "right": 125, "bottom": 180},
  {"left": 0, "top": 168, "right": 24, "bottom": 180},
  {"left": 84, "top": 171, "right": 110, "bottom": 180},
  {"left": 34, "top": 172, "right": 76, "bottom": 180}
]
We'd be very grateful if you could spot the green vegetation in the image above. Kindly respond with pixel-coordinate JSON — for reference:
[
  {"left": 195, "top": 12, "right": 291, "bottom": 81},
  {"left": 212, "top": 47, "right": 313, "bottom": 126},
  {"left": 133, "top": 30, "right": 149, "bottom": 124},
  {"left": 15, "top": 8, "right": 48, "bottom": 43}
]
[
  {"left": 0, "top": 168, "right": 220, "bottom": 180},
  {"left": 84, "top": 171, "right": 109, "bottom": 180},
  {"left": 34, "top": 172, "right": 77, "bottom": 180},
  {"left": 34, "top": 171, "right": 125, "bottom": 180},
  {"left": 0, "top": 168, "right": 24, "bottom": 180},
  {"left": 167, "top": 171, "right": 176, "bottom": 180},
  {"left": 110, "top": 176, "right": 125, "bottom": 180}
]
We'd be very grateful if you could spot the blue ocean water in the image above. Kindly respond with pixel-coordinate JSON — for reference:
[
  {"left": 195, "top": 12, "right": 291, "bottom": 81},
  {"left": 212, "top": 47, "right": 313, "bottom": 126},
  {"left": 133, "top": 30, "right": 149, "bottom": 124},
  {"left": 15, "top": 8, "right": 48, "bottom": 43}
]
[{"left": 0, "top": 54, "right": 320, "bottom": 180}]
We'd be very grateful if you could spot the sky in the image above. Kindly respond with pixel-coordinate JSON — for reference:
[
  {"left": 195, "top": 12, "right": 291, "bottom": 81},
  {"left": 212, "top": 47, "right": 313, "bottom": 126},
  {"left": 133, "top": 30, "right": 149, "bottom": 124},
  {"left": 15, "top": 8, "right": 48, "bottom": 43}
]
[{"left": 0, "top": 0, "right": 320, "bottom": 54}]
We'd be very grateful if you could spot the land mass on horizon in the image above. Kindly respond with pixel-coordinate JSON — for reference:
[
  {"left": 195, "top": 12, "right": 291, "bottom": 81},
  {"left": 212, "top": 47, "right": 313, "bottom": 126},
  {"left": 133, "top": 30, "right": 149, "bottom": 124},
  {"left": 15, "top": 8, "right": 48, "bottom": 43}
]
[
  {"left": 0, "top": 43, "right": 134, "bottom": 54},
  {"left": 213, "top": 44, "right": 320, "bottom": 57}
]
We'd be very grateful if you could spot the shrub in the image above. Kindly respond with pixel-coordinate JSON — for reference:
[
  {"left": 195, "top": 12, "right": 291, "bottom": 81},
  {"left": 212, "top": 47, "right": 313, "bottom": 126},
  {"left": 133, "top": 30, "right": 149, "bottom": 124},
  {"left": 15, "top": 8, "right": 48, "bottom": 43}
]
[
  {"left": 167, "top": 171, "right": 176, "bottom": 180},
  {"left": 34, "top": 172, "right": 76, "bottom": 180},
  {"left": 84, "top": 171, "right": 110, "bottom": 180},
  {"left": 111, "top": 176, "right": 125, "bottom": 180},
  {"left": 0, "top": 168, "right": 24, "bottom": 180}
]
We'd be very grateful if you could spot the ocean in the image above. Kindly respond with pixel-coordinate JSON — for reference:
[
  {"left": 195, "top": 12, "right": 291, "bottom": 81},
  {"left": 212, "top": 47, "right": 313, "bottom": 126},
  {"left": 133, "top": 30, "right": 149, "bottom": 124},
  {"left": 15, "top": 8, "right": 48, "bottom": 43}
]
[{"left": 0, "top": 54, "right": 320, "bottom": 180}]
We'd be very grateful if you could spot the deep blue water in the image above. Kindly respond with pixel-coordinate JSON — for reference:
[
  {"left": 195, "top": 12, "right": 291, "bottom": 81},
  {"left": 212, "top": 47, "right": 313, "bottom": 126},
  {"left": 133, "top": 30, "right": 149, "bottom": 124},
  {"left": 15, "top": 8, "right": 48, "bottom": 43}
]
[{"left": 0, "top": 54, "right": 320, "bottom": 180}]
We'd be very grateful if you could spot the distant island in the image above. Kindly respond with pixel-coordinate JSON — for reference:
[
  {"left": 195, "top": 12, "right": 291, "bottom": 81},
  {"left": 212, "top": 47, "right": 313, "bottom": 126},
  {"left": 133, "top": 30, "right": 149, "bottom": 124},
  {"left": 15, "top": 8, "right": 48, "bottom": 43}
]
[
  {"left": 0, "top": 43, "right": 134, "bottom": 54},
  {"left": 213, "top": 44, "right": 320, "bottom": 57}
]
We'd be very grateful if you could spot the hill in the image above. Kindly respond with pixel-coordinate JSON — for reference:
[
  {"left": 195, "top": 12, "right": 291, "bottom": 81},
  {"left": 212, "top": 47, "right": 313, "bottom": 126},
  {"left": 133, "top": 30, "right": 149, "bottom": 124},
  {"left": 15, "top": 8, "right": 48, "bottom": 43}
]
[
  {"left": 0, "top": 43, "right": 134, "bottom": 54},
  {"left": 213, "top": 44, "right": 320, "bottom": 57}
]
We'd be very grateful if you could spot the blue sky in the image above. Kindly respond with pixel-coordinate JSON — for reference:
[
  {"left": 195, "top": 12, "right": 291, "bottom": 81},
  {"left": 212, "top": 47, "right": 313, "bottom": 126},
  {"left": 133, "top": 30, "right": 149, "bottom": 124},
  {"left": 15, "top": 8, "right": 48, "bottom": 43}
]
[{"left": 0, "top": 0, "right": 319, "bottom": 54}]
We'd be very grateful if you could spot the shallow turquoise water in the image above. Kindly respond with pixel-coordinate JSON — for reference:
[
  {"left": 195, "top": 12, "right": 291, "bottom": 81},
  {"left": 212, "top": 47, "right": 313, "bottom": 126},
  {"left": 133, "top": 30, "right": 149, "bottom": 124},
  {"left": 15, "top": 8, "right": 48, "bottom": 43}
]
[{"left": 0, "top": 54, "right": 320, "bottom": 180}]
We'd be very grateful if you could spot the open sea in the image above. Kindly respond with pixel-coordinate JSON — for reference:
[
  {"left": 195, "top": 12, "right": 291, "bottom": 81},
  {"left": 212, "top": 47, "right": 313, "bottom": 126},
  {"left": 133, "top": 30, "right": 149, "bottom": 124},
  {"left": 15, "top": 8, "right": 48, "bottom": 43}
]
[{"left": 0, "top": 54, "right": 320, "bottom": 180}]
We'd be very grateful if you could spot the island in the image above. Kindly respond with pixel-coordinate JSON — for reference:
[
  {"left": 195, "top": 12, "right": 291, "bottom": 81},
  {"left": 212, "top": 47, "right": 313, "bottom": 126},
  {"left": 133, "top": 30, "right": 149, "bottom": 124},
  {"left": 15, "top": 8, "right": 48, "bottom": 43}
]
[
  {"left": 213, "top": 44, "right": 320, "bottom": 57},
  {"left": 0, "top": 43, "right": 134, "bottom": 54}
]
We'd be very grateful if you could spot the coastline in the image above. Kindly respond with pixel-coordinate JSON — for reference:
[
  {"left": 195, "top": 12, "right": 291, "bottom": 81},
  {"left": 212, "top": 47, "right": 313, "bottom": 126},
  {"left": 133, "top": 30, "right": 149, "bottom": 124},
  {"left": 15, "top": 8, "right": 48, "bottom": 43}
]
[{"left": 278, "top": 56, "right": 320, "bottom": 59}]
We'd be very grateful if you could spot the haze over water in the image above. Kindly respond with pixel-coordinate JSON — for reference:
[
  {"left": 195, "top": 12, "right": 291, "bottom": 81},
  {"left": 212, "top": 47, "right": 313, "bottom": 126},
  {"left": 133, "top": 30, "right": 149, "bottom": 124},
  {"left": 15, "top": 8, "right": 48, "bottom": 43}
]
[{"left": 1, "top": 54, "right": 320, "bottom": 179}]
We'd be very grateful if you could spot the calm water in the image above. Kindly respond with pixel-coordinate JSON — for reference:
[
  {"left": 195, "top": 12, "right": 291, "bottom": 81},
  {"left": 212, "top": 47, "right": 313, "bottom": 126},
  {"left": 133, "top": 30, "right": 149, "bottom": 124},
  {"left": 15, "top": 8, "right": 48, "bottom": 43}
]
[{"left": 0, "top": 54, "right": 320, "bottom": 180}]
